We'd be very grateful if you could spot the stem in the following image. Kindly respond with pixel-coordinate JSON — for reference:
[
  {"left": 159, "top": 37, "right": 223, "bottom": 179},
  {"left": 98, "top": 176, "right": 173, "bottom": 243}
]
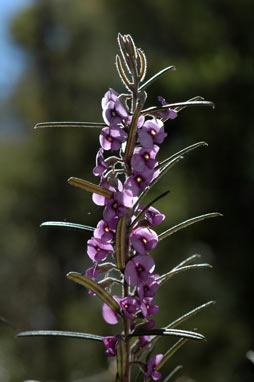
[{"left": 123, "top": 280, "right": 131, "bottom": 382}]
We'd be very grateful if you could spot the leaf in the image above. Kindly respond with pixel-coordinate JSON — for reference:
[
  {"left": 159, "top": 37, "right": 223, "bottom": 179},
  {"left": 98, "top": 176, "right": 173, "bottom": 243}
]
[
  {"left": 130, "top": 328, "right": 205, "bottom": 341},
  {"left": 116, "top": 54, "right": 132, "bottom": 91},
  {"left": 131, "top": 190, "right": 170, "bottom": 229},
  {"left": 173, "top": 254, "right": 201, "bottom": 269},
  {"left": 175, "top": 96, "right": 204, "bottom": 112},
  {"left": 124, "top": 102, "right": 143, "bottom": 163},
  {"left": 136, "top": 301, "right": 214, "bottom": 358},
  {"left": 156, "top": 338, "right": 189, "bottom": 371},
  {"left": 139, "top": 66, "right": 176, "bottom": 90},
  {"left": 137, "top": 48, "right": 147, "bottom": 82},
  {"left": 157, "top": 264, "right": 213, "bottom": 286},
  {"left": 67, "top": 272, "right": 120, "bottom": 313},
  {"left": 165, "top": 301, "right": 215, "bottom": 329},
  {"left": 17, "top": 330, "right": 103, "bottom": 341},
  {"left": 115, "top": 215, "right": 127, "bottom": 271},
  {"left": 134, "top": 156, "right": 182, "bottom": 209},
  {"left": 116, "top": 340, "right": 127, "bottom": 381},
  {"left": 40, "top": 221, "right": 95, "bottom": 232},
  {"left": 158, "top": 212, "right": 223, "bottom": 241},
  {"left": 156, "top": 141, "right": 208, "bottom": 170},
  {"left": 34, "top": 121, "right": 106, "bottom": 129},
  {"left": 68, "top": 177, "right": 113, "bottom": 199},
  {"left": 141, "top": 100, "right": 215, "bottom": 116},
  {"left": 162, "top": 365, "right": 183, "bottom": 382}
]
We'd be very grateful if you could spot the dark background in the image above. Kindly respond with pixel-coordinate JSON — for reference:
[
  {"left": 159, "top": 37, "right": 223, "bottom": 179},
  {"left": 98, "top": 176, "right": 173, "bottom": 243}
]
[{"left": 0, "top": 0, "right": 253, "bottom": 381}]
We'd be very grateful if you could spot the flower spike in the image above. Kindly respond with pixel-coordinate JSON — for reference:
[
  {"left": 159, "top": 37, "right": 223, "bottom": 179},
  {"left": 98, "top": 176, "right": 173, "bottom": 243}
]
[{"left": 25, "top": 34, "right": 219, "bottom": 382}]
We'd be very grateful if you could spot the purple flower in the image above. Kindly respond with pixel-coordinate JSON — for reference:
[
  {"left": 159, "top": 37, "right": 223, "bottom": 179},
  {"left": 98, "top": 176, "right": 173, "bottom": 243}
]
[
  {"left": 140, "top": 297, "right": 160, "bottom": 319},
  {"left": 92, "top": 179, "right": 122, "bottom": 206},
  {"left": 85, "top": 263, "right": 100, "bottom": 280},
  {"left": 138, "top": 119, "right": 167, "bottom": 148},
  {"left": 102, "top": 99, "right": 129, "bottom": 127},
  {"left": 102, "top": 336, "right": 119, "bottom": 357},
  {"left": 85, "top": 263, "right": 101, "bottom": 296},
  {"left": 99, "top": 126, "right": 128, "bottom": 151},
  {"left": 157, "top": 96, "right": 178, "bottom": 120},
  {"left": 124, "top": 169, "right": 159, "bottom": 197},
  {"left": 87, "top": 237, "right": 114, "bottom": 262},
  {"left": 136, "top": 275, "right": 159, "bottom": 300},
  {"left": 93, "top": 148, "right": 109, "bottom": 178},
  {"left": 101, "top": 88, "right": 119, "bottom": 110},
  {"left": 124, "top": 255, "right": 155, "bottom": 286},
  {"left": 131, "top": 145, "right": 159, "bottom": 173},
  {"left": 144, "top": 354, "right": 163, "bottom": 381},
  {"left": 128, "top": 114, "right": 145, "bottom": 129},
  {"left": 130, "top": 227, "right": 158, "bottom": 255},
  {"left": 138, "top": 335, "right": 152, "bottom": 352},
  {"left": 94, "top": 219, "right": 116, "bottom": 243},
  {"left": 102, "top": 301, "right": 120, "bottom": 325},
  {"left": 120, "top": 296, "right": 139, "bottom": 320},
  {"left": 103, "top": 190, "right": 136, "bottom": 223},
  {"left": 139, "top": 206, "right": 165, "bottom": 226}
]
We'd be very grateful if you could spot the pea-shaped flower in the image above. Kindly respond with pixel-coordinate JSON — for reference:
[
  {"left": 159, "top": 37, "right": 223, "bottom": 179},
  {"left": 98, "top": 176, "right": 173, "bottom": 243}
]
[
  {"left": 138, "top": 118, "right": 167, "bottom": 148},
  {"left": 87, "top": 237, "right": 114, "bottom": 262},
  {"left": 102, "top": 99, "right": 129, "bottom": 127},
  {"left": 144, "top": 354, "right": 163, "bottom": 381},
  {"left": 102, "top": 336, "right": 119, "bottom": 357},
  {"left": 130, "top": 145, "right": 159, "bottom": 173},
  {"left": 99, "top": 126, "right": 128, "bottom": 151},
  {"left": 130, "top": 227, "right": 158, "bottom": 255},
  {"left": 124, "top": 254, "right": 155, "bottom": 286}
]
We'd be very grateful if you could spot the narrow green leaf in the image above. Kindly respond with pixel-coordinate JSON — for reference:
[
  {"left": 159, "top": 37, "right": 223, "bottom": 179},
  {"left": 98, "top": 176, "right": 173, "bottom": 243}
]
[
  {"left": 68, "top": 177, "right": 114, "bottom": 199},
  {"left": 158, "top": 264, "right": 212, "bottom": 286},
  {"left": 34, "top": 121, "right": 106, "bottom": 129},
  {"left": 157, "top": 141, "right": 208, "bottom": 170},
  {"left": 130, "top": 328, "right": 205, "bottom": 341},
  {"left": 40, "top": 221, "right": 95, "bottom": 232},
  {"left": 158, "top": 212, "right": 223, "bottom": 241},
  {"left": 136, "top": 301, "right": 214, "bottom": 358},
  {"left": 141, "top": 100, "right": 215, "bottom": 116},
  {"left": 166, "top": 301, "right": 215, "bottom": 329},
  {"left": 156, "top": 338, "right": 189, "bottom": 371},
  {"left": 67, "top": 272, "right": 120, "bottom": 313},
  {"left": 139, "top": 66, "right": 176, "bottom": 90},
  {"left": 175, "top": 96, "right": 204, "bottom": 112},
  {"left": 137, "top": 48, "right": 147, "bottom": 82},
  {"left": 17, "top": 330, "right": 103, "bottom": 341},
  {"left": 134, "top": 156, "right": 182, "bottom": 210},
  {"left": 173, "top": 254, "right": 201, "bottom": 269},
  {"left": 162, "top": 365, "right": 183, "bottom": 382},
  {"left": 116, "top": 340, "right": 127, "bottom": 381},
  {"left": 116, "top": 54, "right": 132, "bottom": 91},
  {"left": 131, "top": 190, "right": 170, "bottom": 229},
  {"left": 115, "top": 215, "right": 127, "bottom": 271},
  {"left": 124, "top": 102, "right": 143, "bottom": 164}
]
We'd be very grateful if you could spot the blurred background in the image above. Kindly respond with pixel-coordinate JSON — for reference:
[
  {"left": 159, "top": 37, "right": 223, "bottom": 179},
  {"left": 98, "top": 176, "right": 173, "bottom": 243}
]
[{"left": 0, "top": 0, "right": 253, "bottom": 381}]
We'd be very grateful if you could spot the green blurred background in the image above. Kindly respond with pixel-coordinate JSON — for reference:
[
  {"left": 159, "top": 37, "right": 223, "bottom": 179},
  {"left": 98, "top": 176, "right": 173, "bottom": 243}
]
[{"left": 0, "top": 0, "right": 253, "bottom": 381}]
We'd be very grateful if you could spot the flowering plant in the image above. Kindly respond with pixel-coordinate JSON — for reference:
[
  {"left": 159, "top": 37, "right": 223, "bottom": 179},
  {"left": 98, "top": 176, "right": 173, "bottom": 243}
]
[{"left": 18, "top": 34, "right": 221, "bottom": 382}]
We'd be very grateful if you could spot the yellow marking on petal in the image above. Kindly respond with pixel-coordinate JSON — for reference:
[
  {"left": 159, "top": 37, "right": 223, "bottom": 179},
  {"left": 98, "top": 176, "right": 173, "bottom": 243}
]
[{"left": 150, "top": 129, "right": 156, "bottom": 136}]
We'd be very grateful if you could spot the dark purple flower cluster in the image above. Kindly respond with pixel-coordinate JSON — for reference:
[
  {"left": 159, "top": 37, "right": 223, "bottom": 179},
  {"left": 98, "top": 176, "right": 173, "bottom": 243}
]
[{"left": 82, "top": 87, "right": 173, "bottom": 380}]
